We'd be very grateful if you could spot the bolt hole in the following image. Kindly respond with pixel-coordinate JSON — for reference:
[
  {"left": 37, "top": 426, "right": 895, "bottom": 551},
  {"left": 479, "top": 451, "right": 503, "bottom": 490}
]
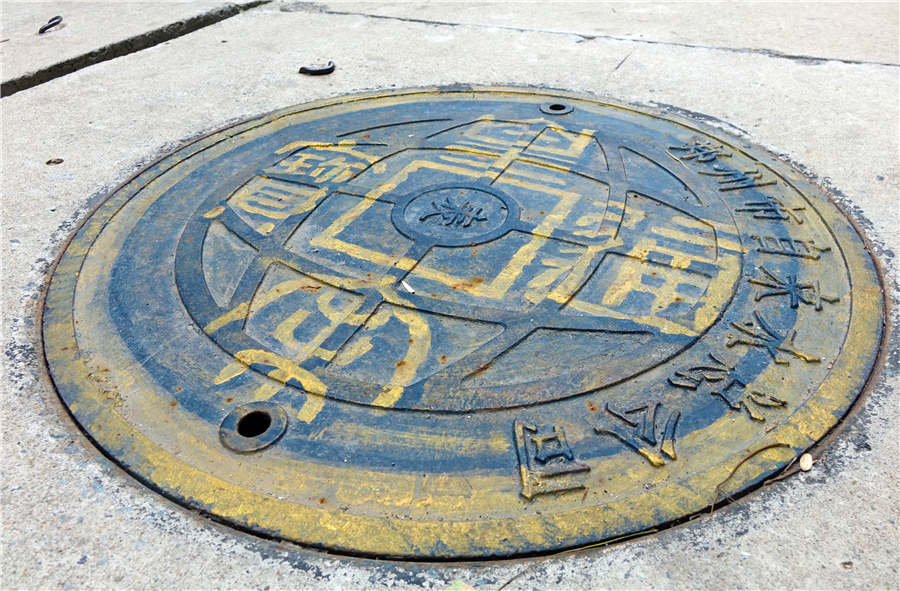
[
  {"left": 540, "top": 102, "right": 573, "bottom": 115},
  {"left": 237, "top": 410, "right": 272, "bottom": 438}
]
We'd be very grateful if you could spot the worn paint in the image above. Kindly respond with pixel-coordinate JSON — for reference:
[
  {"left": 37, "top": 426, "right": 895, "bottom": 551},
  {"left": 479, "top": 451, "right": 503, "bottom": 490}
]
[{"left": 41, "top": 87, "right": 884, "bottom": 559}]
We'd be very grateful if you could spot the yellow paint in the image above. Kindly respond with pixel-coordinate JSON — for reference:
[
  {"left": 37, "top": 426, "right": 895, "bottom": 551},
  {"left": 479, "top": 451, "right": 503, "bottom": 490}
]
[
  {"left": 206, "top": 276, "right": 333, "bottom": 334},
  {"left": 527, "top": 127, "right": 596, "bottom": 158},
  {"left": 548, "top": 241, "right": 621, "bottom": 302},
  {"left": 491, "top": 180, "right": 579, "bottom": 290},
  {"left": 564, "top": 297, "right": 699, "bottom": 336},
  {"left": 250, "top": 381, "right": 282, "bottom": 402},
  {"left": 601, "top": 258, "right": 644, "bottom": 307},
  {"left": 321, "top": 420, "right": 510, "bottom": 456},
  {"left": 649, "top": 267, "right": 708, "bottom": 312},
  {"left": 202, "top": 205, "right": 225, "bottom": 218},
  {"left": 652, "top": 226, "right": 716, "bottom": 253},
  {"left": 443, "top": 145, "right": 501, "bottom": 158},
  {"left": 503, "top": 164, "right": 572, "bottom": 186},
  {"left": 275, "top": 140, "right": 381, "bottom": 163},
  {"left": 525, "top": 253, "right": 579, "bottom": 291},
  {"left": 215, "top": 349, "right": 327, "bottom": 395},
  {"left": 478, "top": 145, "right": 521, "bottom": 181},
  {"left": 436, "top": 154, "right": 491, "bottom": 172},
  {"left": 693, "top": 251, "right": 740, "bottom": 330},
  {"left": 204, "top": 301, "right": 250, "bottom": 333},
  {"left": 370, "top": 307, "right": 431, "bottom": 407},
  {"left": 229, "top": 180, "right": 326, "bottom": 222},
  {"left": 296, "top": 292, "right": 367, "bottom": 361},
  {"left": 575, "top": 211, "right": 606, "bottom": 227},
  {"left": 276, "top": 151, "right": 370, "bottom": 182},
  {"left": 405, "top": 170, "right": 586, "bottom": 302},
  {"left": 296, "top": 394, "right": 325, "bottom": 423},
  {"left": 213, "top": 359, "right": 248, "bottom": 385},
  {"left": 272, "top": 307, "right": 312, "bottom": 348},
  {"left": 372, "top": 385, "right": 405, "bottom": 408},
  {"left": 293, "top": 131, "right": 605, "bottom": 311},
  {"left": 307, "top": 157, "right": 486, "bottom": 269},
  {"left": 329, "top": 335, "right": 373, "bottom": 366}
]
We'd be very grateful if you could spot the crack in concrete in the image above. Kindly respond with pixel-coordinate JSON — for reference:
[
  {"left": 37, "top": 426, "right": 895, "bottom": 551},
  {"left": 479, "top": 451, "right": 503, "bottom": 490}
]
[
  {"left": 0, "top": 0, "right": 272, "bottom": 98},
  {"left": 287, "top": 3, "right": 899, "bottom": 69}
]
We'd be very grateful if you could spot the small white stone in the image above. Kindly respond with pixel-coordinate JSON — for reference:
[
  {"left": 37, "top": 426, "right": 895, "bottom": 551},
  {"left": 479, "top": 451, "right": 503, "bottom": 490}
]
[{"left": 799, "top": 453, "right": 814, "bottom": 471}]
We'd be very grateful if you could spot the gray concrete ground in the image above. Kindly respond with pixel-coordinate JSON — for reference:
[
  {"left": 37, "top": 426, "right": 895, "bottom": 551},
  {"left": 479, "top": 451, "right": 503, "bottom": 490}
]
[
  {"left": 1, "top": 0, "right": 263, "bottom": 87},
  {"left": 2, "top": 1, "right": 898, "bottom": 589}
]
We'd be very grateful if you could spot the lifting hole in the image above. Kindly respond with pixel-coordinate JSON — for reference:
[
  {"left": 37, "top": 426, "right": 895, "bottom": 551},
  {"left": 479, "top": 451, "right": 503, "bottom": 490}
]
[
  {"left": 237, "top": 410, "right": 272, "bottom": 438},
  {"left": 540, "top": 102, "right": 573, "bottom": 115}
]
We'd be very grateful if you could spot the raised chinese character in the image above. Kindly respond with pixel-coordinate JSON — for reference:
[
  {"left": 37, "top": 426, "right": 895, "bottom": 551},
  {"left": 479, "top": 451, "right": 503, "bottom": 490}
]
[
  {"left": 595, "top": 402, "right": 679, "bottom": 466},
  {"left": 668, "top": 353, "right": 786, "bottom": 421},
  {"left": 419, "top": 197, "right": 488, "bottom": 228},
  {"left": 750, "top": 266, "right": 839, "bottom": 310},
  {"left": 700, "top": 164, "right": 776, "bottom": 191},
  {"left": 668, "top": 352, "right": 737, "bottom": 389},
  {"left": 735, "top": 195, "right": 805, "bottom": 224},
  {"left": 717, "top": 388, "right": 786, "bottom": 421},
  {"left": 669, "top": 139, "right": 732, "bottom": 163},
  {"left": 308, "top": 155, "right": 368, "bottom": 183},
  {"left": 750, "top": 235, "right": 831, "bottom": 260},
  {"left": 270, "top": 147, "right": 373, "bottom": 183},
  {"left": 226, "top": 177, "right": 327, "bottom": 234},
  {"left": 514, "top": 419, "right": 589, "bottom": 500},
  {"left": 726, "top": 311, "right": 820, "bottom": 365}
]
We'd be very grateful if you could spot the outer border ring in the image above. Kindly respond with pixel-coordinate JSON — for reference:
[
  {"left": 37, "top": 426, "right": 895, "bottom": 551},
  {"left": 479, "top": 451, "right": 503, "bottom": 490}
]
[{"left": 39, "top": 85, "right": 887, "bottom": 560}]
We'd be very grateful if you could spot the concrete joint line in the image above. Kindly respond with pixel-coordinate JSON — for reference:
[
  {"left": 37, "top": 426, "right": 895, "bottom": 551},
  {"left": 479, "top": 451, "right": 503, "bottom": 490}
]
[
  {"left": 0, "top": 0, "right": 272, "bottom": 98},
  {"left": 295, "top": 5, "right": 899, "bottom": 69}
]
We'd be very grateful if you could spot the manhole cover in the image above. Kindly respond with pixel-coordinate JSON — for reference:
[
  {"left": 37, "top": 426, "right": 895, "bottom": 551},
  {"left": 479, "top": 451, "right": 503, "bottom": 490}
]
[{"left": 42, "top": 87, "right": 884, "bottom": 559}]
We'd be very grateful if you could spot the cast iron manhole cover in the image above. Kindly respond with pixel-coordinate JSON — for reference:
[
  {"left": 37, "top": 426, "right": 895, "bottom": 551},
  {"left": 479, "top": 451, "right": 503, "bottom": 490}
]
[{"left": 42, "top": 87, "right": 884, "bottom": 559}]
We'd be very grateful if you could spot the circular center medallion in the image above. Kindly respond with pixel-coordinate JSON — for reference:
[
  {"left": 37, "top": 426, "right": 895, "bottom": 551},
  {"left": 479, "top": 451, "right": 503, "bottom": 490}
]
[
  {"left": 42, "top": 87, "right": 885, "bottom": 559},
  {"left": 393, "top": 184, "right": 515, "bottom": 246}
]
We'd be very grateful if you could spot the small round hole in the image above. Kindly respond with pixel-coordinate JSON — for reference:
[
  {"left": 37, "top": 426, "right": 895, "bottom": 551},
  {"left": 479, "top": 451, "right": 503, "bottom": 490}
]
[
  {"left": 219, "top": 403, "right": 288, "bottom": 452},
  {"left": 237, "top": 410, "right": 272, "bottom": 438},
  {"left": 540, "top": 102, "right": 573, "bottom": 115}
]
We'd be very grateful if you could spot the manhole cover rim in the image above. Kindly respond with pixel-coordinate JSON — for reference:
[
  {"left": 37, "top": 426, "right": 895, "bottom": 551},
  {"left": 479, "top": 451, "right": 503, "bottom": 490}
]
[{"left": 40, "top": 85, "right": 886, "bottom": 559}]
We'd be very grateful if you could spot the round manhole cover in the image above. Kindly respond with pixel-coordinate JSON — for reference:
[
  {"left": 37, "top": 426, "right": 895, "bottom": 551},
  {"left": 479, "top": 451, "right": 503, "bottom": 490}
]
[{"left": 42, "top": 87, "right": 884, "bottom": 559}]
